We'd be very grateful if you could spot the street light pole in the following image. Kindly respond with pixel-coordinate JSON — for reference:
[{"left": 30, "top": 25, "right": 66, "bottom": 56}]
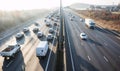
[{"left": 55, "top": 0, "right": 64, "bottom": 71}]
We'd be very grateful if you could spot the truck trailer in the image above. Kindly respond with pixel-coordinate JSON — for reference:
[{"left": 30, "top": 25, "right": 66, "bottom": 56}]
[{"left": 85, "top": 18, "right": 95, "bottom": 29}]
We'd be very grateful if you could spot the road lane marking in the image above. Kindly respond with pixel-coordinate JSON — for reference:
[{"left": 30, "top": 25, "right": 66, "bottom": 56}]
[
  {"left": 6, "top": 60, "right": 13, "bottom": 67},
  {"left": 103, "top": 56, "right": 109, "bottom": 62},
  {"left": 45, "top": 26, "right": 57, "bottom": 71},
  {"left": 87, "top": 56, "right": 91, "bottom": 61},
  {"left": 116, "top": 36, "right": 120, "bottom": 40},
  {"left": 66, "top": 26, "right": 75, "bottom": 71},
  {"left": 103, "top": 42, "right": 108, "bottom": 46}
]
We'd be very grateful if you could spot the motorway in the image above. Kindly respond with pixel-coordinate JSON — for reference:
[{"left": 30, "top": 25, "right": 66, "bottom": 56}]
[
  {"left": 64, "top": 9, "right": 120, "bottom": 71},
  {"left": 0, "top": 11, "right": 59, "bottom": 71},
  {"left": 0, "top": 8, "right": 120, "bottom": 71}
]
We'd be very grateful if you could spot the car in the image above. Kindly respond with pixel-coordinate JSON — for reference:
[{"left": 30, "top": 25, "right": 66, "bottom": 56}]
[
  {"left": 54, "top": 22, "right": 57, "bottom": 26},
  {"left": 23, "top": 28, "right": 29, "bottom": 32},
  {"left": 44, "top": 19, "right": 47, "bottom": 22},
  {"left": 47, "top": 34, "right": 54, "bottom": 40},
  {"left": 46, "top": 22, "right": 51, "bottom": 26},
  {"left": 33, "top": 28, "right": 39, "bottom": 33},
  {"left": 37, "top": 32, "right": 43, "bottom": 38},
  {"left": 34, "top": 22, "right": 39, "bottom": 26},
  {"left": 15, "top": 33, "right": 24, "bottom": 39},
  {"left": 80, "top": 33, "right": 87, "bottom": 40},
  {"left": 72, "top": 16, "right": 75, "bottom": 18},
  {"left": 70, "top": 18, "right": 73, "bottom": 21},
  {"left": 54, "top": 19, "right": 58, "bottom": 22},
  {"left": 49, "top": 28, "right": 54, "bottom": 33},
  {"left": 80, "top": 19, "right": 83, "bottom": 22}
]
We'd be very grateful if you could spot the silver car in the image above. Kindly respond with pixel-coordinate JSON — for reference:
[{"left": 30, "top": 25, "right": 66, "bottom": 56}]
[
  {"left": 15, "top": 33, "right": 24, "bottom": 39},
  {"left": 37, "top": 32, "right": 43, "bottom": 38}
]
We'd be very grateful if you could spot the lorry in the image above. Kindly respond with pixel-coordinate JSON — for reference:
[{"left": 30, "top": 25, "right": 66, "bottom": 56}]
[
  {"left": 0, "top": 44, "right": 21, "bottom": 60},
  {"left": 85, "top": 19, "right": 95, "bottom": 29},
  {"left": 36, "top": 41, "right": 48, "bottom": 58}
]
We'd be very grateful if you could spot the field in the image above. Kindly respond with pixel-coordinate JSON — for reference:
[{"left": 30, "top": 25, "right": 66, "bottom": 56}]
[{"left": 0, "top": 9, "right": 49, "bottom": 33}]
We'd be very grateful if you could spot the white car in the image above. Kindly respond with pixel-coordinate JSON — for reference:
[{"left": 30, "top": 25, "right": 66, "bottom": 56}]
[
  {"left": 80, "top": 33, "right": 87, "bottom": 40},
  {"left": 15, "top": 33, "right": 24, "bottom": 39},
  {"left": 80, "top": 19, "right": 83, "bottom": 22},
  {"left": 37, "top": 32, "right": 43, "bottom": 37},
  {"left": 47, "top": 34, "right": 54, "bottom": 40}
]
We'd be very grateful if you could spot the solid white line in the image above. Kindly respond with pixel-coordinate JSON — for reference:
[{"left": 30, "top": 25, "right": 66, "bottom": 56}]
[
  {"left": 6, "top": 60, "right": 13, "bottom": 67},
  {"left": 87, "top": 56, "right": 91, "bottom": 61},
  {"left": 116, "top": 36, "right": 120, "bottom": 40},
  {"left": 66, "top": 26, "right": 75, "bottom": 71},
  {"left": 45, "top": 28, "right": 57, "bottom": 71},
  {"left": 103, "top": 56, "right": 109, "bottom": 62},
  {"left": 112, "top": 31, "right": 120, "bottom": 36}
]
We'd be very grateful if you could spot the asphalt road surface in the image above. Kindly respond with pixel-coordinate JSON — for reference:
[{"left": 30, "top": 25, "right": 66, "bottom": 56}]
[
  {"left": 64, "top": 9, "right": 120, "bottom": 71},
  {"left": 0, "top": 11, "right": 59, "bottom": 71}
]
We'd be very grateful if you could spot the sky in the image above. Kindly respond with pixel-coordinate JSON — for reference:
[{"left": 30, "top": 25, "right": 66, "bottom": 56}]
[{"left": 0, "top": 0, "right": 119, "bottom": 10}]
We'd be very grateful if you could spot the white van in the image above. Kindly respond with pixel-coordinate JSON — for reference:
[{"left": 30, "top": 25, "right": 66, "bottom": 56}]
[{"left": 36, "top": 41, "right": 48, "bottom": 57}]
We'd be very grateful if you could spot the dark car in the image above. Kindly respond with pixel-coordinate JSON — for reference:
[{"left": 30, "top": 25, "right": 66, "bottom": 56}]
[{"left": 33, "top": 28, "right": 39, "bottom": 33}]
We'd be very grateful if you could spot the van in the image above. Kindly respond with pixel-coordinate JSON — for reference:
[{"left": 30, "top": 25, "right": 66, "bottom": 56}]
[{"left": 36, "top": 41, "right": 48, "bottom": 57}]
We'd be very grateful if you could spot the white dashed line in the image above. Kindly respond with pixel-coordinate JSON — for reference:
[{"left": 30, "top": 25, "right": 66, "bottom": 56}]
[
  {"left": 103, "top": 56, "right": 109, "bottom": 62},
  {"left": 6, "top": 60, "right": 13, "bottom": 67},
  {"left": 87, "top": 56, "right": 91, "bottom": 61}
]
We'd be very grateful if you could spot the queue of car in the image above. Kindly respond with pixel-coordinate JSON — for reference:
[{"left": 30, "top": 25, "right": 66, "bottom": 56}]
[{"left": 0, "top": 12, "right": 59, "bottom": 60}]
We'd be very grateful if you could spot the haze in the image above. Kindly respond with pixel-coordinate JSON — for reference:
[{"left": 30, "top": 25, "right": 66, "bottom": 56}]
[{"left": 0, "top": 0, "right": 119, "bottom": 10}]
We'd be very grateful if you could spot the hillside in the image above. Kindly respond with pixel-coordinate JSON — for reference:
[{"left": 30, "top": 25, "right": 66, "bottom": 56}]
[
  {"left": 69, "top": 3, "right": 116, "bottom": 10},
  {"left": 69, "top": 3, "right": 90, "bottom": 10}
]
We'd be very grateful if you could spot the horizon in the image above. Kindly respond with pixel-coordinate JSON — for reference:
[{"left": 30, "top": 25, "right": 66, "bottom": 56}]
[{"left": 0, "top": 0, "right": 119, "bottom": 11}]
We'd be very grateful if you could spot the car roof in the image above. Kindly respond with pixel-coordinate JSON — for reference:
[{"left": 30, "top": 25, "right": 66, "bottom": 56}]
[{"left": 80, "top": 33, "right": 86, "bottom": 35}]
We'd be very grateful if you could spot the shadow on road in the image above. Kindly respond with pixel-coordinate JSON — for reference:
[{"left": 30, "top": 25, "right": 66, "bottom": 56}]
[
  {"left": 77, "top": 55, "right": 99, "bottom": 71},
  {"left": 2, "top": 50, "right": 25, "bottom": 71},
  {"left": 95, "top": 26, "right": 115, "bottom": 35},
  {"left": 16, "top": 36, "right": 25, "bottom": 45},
  {"left": 88, "top": 38, "right": 102, "bottom": 46},
  {"left": 38, "top": 48, "right": 55, "bottom": 71}
]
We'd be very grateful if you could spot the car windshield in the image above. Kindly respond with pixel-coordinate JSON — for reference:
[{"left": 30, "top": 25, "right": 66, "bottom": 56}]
[
  {"left": 90, "top": 23, "right": 95, "bottom": 25},
  {"left": 82, "top": 34, "right": 86, "bottom": 36}
]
